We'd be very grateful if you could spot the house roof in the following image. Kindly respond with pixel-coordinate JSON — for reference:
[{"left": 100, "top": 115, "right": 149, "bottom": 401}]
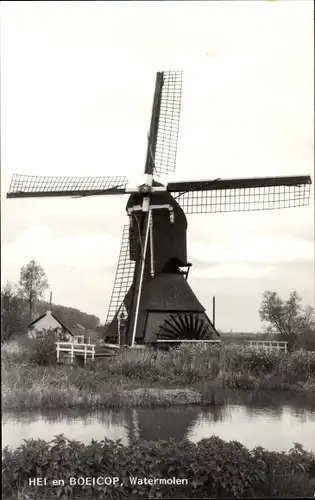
[
  {"left": 82, "top": 329, "right": 102, "bottom": 340},
  {"left": 70, "top": 324, "right": 101, "bottom": 340},
  {"left": 75, "top": 323, "right": 85, "bottom": 330},
  {"left": 28, "top": 310, "right": 74, "bottom": 335}
]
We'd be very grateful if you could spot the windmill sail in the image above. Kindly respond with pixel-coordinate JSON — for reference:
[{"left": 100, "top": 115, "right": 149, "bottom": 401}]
[
  {"left": 167, "top": 175, "right": 312, "bottom": 214},
  {"left": 105, "top": 225, "right": 136, "bottom": 334},
  {"left": 7, "top": 174, "right": 129, "bottom": 199},
  {"left": 145, "top": 71, "right": 183, "bottom": 177}
]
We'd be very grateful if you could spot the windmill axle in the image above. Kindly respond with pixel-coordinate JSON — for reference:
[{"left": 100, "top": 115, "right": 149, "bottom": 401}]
[{"left": 127, "top": 184, "right": 167, "bottom": 194}]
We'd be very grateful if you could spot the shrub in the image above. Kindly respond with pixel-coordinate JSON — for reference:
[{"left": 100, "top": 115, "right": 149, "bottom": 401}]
[
  {"left": 27, "top": 334, "right": 57, "bottom": 366},
  {"left": 299, "top": 325, "right": 315, "bottom": 351},
  {"left": 278, "top": 349, "right": 315, "bottom": 383},
  {"left": 2, "top": 331, "right": 59, "bottom": 366},
  {"left": 1, "top": 340, "right": 26, "bottom": 362}
]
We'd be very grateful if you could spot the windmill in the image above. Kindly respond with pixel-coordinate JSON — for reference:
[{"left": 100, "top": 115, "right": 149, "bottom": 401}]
[{"left": 7, "top": 71, "right": 312, "bottom": 348}]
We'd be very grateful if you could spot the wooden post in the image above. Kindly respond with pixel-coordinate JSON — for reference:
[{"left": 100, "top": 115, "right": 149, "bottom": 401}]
[
  {"left": 92, "top": 345, "right": 95, "bottom": 361},
  {"left": 84, "top": 344, "right": 87, "bottom": 367},
  {"left": 71, "top": 344, "right": 74, "bottom": 365},
  {"left": 56, "top": 342, "right": 60, "bottom": 363}
]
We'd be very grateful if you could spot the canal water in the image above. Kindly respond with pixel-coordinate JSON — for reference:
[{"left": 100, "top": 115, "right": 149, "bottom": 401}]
[{"left": 3, "top": 392, "right": 315, "bottom": 452}]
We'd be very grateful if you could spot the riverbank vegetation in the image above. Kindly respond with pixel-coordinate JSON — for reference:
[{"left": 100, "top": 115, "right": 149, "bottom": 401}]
[
  {"left": 3, "top": 435, "right": 315, "bottom": 499},
  {"left": 3, "top": 340, "right": 315, "bottom": 410}
]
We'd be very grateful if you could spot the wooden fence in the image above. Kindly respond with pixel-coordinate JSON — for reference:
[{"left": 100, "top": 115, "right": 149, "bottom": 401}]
[
  {"left": 155, "top": 340, "right": 222, "bottom": 344},
  {"left": 155, "top": 339, "right": 222, "bottom": 350},
  {"left": 56, "top": 342, "right": 96, "bottom": 366},
  {"left": 249, "top": 340, "right": 288, "bottom": 353}
]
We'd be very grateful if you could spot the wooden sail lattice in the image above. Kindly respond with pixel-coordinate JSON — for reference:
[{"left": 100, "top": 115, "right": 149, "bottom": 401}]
[
  {"left": 7, "top": 174, "right": 128, "bottom": 198},
  {"left": 153, "top": 71, "right": 183, "bottom": 176},
  {"left": 105, "top": 225, "right": 135, "bottom": 327},
  {"left": 172, "top": 179, "right": 311, "bottom": 214}
]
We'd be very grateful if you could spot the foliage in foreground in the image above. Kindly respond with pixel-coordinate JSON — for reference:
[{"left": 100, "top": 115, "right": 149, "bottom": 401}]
[{"left": 2, "top": 435, "right": 315, "bottom": 499}]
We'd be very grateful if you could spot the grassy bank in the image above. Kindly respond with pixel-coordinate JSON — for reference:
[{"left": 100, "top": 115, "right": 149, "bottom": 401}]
[
  {"left": 3, "top": 435, "right": 315, "bottom": 499},
  {"left": 2, "top": 341, "right": 315, "bottom": 410}
]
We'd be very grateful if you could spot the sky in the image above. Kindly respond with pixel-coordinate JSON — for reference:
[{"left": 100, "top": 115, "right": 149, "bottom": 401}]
[{"left": 1, "top": 0, "right": 314, "bottom": 332}]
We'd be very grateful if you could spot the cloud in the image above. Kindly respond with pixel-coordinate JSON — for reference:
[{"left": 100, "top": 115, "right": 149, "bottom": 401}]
[
  {"left": 2, "top": 229, "right": 121, "bottom": 272},
  {"left": 192, "top": 263, "right": 273, "bottom": 280},
  {"left": 189, "top": 237, "right": 313, "bottom": 266}
]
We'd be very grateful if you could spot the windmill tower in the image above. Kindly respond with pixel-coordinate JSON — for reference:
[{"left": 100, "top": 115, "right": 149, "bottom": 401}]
[{"left": 6, "top": 71, "right": 312, "bottom": 347}]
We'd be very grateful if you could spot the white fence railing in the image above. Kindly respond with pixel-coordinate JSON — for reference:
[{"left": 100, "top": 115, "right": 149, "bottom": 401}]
[
  {"left": 56, "top": 342, "right": 96, "bottom": 365},
  {"left": 249, "top": 340, "right": 288, "bottom": 353}
]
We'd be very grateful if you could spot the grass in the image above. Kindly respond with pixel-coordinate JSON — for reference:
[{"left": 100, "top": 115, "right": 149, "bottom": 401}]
[
  {"left": 2, "top": 340, "right": 315, "bottom": 410},
  {"left": 2, "top": 435, "right": 315, "bottom": 499}
]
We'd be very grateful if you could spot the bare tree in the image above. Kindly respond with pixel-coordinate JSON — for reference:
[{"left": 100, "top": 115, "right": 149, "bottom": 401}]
[{"left": 19, "top": 260, "right": 49, "bottom": 321}]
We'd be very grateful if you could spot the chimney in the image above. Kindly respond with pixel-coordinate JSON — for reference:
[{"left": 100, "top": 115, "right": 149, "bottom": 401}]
[
  {"left": 49, "top": 292, "right": 52, "bottom": 308},
  {"left": 212, "top": 295, "right": 216, "bottom": 328}
]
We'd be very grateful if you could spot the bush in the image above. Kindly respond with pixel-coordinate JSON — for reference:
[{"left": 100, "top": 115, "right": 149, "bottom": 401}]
[
  {"left": 26, "top": 335, "right": 57, "bottom": 366},
  {"left": 299, "top": 326, "right": 315, "bottom": 351},
  {"left": 2, "top": 330, "right": 60, "bottom": 367},
  {"left": 1, "top": 340, "right": 27, "bottom": 362},
  {"left": 2, "top": 435, "right": 315, "bottom": 499},
  {"left": 278, "top": 349, "right": 315, "bottom": 383}
]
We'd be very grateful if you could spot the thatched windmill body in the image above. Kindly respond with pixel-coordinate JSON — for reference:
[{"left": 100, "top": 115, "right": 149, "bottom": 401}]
[{"left": 7, "top": 71, "right": 312, "bottom": 347}]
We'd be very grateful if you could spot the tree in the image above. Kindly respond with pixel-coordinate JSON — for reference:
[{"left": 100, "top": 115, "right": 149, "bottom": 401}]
[
  {"left": 259, "top": 291, "right": 315, "bottom": 350},
  {"left": 1, "top": 281, "right": 28, "bottom": 341},
  {"left": 19, "top": 260, "right": 49, "bottom": 321}
]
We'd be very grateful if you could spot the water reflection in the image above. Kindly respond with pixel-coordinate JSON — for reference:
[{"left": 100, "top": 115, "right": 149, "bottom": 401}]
[
  {"left": 2, "top": 410, "right": 130, "bottom": 449},
  {"left": 124, "top": 404, "right": 228, "bottom": 442},
  {"left": 187, "top": 404, "right": 315, "bottom": 452},
  {"left": 3, "top": 391, "right": 315, "bottom": 453},
  {"left": 221, "top": 389, "right": 315, "bottom": 411},
  {"left": 244, "top": 406, "right": 284, "bottom": 419}
]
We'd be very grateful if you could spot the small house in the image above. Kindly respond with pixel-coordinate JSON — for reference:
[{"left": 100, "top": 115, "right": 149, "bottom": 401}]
[
  {"left": 71, "top": 323, "right": 102, "bottom": 344},
  {"left": 28, "top": 310, "right": 74, "bottom": 341}
]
